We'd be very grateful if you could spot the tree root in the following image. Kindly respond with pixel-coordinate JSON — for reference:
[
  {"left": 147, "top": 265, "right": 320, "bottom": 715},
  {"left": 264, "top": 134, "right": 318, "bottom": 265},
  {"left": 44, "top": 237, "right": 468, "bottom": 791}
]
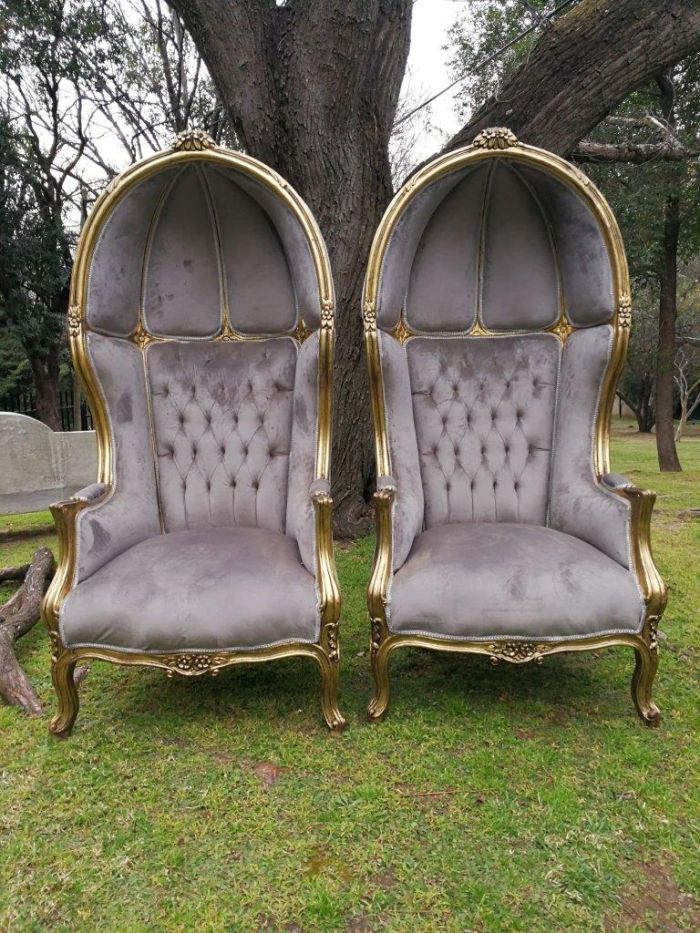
[{"left": 0, "top": 547, "right": 89, "bottom": 716}]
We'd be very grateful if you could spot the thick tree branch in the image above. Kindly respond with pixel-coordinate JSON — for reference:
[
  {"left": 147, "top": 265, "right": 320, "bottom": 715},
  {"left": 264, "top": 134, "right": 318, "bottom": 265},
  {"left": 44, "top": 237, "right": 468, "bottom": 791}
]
[
  {"left": 444, "top": 0, "right": 700, "bottom": 156},
  {"left": 574, "top": 140, "right": 700, "bottom": 163}
]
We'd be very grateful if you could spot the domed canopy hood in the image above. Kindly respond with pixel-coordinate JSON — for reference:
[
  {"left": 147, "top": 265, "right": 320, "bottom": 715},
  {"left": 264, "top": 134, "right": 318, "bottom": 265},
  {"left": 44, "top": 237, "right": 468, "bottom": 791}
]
[
  {"left": 366, "top": 128, "right": 628, "bottom": 337},
  {"left": 75, "top": 134, "right": 333, "bottom": 342}
]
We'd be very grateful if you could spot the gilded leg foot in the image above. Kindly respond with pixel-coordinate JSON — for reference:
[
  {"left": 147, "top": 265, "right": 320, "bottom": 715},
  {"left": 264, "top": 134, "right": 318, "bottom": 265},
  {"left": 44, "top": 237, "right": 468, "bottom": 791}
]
[
  {"left": 50, "top": 651, "right": 79, "bottom": 738},
  {"left": 318, "top": 654, "right": 346, "bottom": 733},
  {"left": 368, "top": 641, "right": 391, "bottom": 722},
  {"left": 632, "top": 642, "right": 661, "bottom": 727}
]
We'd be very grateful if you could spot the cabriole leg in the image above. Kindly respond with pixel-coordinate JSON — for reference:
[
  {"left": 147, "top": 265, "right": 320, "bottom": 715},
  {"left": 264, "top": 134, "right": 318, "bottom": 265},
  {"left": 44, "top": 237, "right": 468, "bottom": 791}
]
[
  {"left": 631, "top": 640, "right": 661, "bottom": 727},
  {"left": 317, "top": 652, "right": 346, "bottom": 733},
  {"left": 368, "top": 638, "right": 392, "bottom": 722},
  {"left": 50, "top": 650, "right": 80, "bottom": 738}
]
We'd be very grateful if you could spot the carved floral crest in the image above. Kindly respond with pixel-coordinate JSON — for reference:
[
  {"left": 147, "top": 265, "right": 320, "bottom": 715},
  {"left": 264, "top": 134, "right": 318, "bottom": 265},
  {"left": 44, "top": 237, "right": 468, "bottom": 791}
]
[
  {"left": 472, "top": 127, "right": 519, "bottom": 150},
  {"left": 171, "top": 128, "right": 216, "bottom": 152}
]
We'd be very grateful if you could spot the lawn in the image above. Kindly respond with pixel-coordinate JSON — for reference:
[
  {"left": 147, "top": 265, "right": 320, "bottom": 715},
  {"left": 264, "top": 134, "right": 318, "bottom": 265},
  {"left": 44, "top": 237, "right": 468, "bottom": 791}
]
[{"left": 0, "top": 424, "right": 698, "bottom": 931}]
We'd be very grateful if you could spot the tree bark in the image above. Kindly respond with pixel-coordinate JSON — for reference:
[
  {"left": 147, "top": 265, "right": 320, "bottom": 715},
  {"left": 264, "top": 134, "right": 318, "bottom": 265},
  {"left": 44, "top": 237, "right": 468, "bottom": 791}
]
[
  {"left": 168, "top": 0, "right": 413, "bottom": 535},
  {"left": 444, "top": 0, "right": 700, "bottom": 157},
  {"left": 28, "top": 345, "right": 62, "bottom": 432}
]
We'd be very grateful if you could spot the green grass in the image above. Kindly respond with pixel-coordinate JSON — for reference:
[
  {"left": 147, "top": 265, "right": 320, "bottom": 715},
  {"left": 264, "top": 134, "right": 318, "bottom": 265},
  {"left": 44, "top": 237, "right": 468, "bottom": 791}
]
[{"left": 1, "top": 428, "right": 698, "bottom": 931}]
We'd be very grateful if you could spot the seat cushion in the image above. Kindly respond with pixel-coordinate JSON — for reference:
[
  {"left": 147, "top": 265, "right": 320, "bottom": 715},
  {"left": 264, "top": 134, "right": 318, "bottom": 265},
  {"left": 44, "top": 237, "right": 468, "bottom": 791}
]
[
  {"left": 60, "top": 527, "right": 318, "bottom": 652},
  {"left": 389, "top": 523, "right": 644, "bottom": 641}
]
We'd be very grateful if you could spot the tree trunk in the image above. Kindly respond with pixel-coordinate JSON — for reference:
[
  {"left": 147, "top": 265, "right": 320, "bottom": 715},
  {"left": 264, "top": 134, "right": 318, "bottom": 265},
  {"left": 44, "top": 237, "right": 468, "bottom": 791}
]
[
  {"left": 28, "top": 346, "right": 62, "bottom": 432},
  {"left": 168, "top": 0, "right": 413, "bottom": 535},
  {"left": 444, "top": 0, "right": 700, "bottom": 157},
  {"left": 637, "top": 395, "right": 656, "bottom": 434},
  {"left": 655, "top": 70, "right": 682, "bottom": 472},
  {"left": 656, "top": 189, "right": 682, "bottom": 471}
]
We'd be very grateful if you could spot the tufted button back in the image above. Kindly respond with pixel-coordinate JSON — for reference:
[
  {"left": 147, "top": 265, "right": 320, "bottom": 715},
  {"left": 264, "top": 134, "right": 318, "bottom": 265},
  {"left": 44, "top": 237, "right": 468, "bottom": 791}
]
[
  {"left": 148, "top": 340, "right": 297, "bottom": 535},
  {"left": 407, "top": 334, "right": 560, "bottom": 528}
]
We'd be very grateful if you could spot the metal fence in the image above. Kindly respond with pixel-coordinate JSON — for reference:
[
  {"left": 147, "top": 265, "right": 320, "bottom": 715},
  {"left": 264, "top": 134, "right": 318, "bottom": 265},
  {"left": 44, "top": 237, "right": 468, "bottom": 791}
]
[{"left": 0, "top": 385, "right": 93, "bottom": 431}]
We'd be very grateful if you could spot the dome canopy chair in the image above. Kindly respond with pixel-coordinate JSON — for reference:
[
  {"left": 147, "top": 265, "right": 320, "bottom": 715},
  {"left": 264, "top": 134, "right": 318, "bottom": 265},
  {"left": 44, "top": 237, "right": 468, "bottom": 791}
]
[
  {"left": 363, "top": 127, "right": 666, "bottom": 726},
  {"left": 42, "top": 131, "right": 344, "bottom": 735}
]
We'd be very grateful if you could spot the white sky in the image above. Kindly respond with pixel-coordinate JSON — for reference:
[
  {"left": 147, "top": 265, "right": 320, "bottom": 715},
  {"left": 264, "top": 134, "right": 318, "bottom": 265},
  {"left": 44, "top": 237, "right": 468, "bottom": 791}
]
[{"left": 404, "top": 0, "right": 472, "bottom": 161}]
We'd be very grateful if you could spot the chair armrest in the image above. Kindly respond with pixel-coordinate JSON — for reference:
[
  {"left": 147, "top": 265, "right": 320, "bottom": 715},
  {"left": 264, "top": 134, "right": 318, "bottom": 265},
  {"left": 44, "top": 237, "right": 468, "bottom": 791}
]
[
  {"left": 376, "top": 474, "right": 397, "bottom": 495},
  {"left": 310, "top": 479, "right": 340, "bottom": 640},
  {"left": 368, "top": 477, "right": 396, "bottom": 623},
  {"left": 597, "top": 474, "right": 667, "bottom": 614},
  {"left": 43, "top": 483, "right": 112, "bottom": 635},
  {"left": 601, "top": 472, "right": 634, "bottom": 491}
]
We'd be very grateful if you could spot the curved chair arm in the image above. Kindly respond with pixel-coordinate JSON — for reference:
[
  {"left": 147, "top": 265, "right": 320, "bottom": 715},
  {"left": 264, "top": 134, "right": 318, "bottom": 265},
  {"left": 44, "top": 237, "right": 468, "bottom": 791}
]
[
  {"left": 368, "top": 476, "right": 396, "bottom": 625},
  {"left": 310, "top": 480, "right": 341, "bottom": 646},
  {"left": 598, "top": 473, "right": 667, "bottom": 619},
  {"left": 42, "top": 483, "right": 111, "bottom": 635}
]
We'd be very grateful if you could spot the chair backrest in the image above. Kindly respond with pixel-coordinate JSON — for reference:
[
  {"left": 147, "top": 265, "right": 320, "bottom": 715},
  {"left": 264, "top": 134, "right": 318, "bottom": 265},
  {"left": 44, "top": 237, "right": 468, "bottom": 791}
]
[
  {"left": 363, "top": 129, "right": 631, "bottom": 569},
  {"left": 70, "top": 133, "right": 333, "bottom": 577}
]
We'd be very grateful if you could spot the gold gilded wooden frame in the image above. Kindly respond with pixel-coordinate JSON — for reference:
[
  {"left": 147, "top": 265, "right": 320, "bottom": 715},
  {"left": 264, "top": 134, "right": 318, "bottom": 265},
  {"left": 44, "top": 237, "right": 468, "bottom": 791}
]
[
  {"left": 42, "top": 130, "right": 344, "bottom": 735},
  {"left": 362, "top": 128, "right": 666, "bottom": 726}
]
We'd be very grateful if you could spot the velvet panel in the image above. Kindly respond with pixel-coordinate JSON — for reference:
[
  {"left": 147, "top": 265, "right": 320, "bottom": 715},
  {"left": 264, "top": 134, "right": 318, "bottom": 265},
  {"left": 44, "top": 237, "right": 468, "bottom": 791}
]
[
  {"left": 378, "top": 333, "right": 424, "bottom": 570},
  {"left": 147, "top": 338, "right": 297, "bottom": 535},
  {"left": 549, "top": 326, "right": 632, "bottom": 569},
  {"left": 406, "top": 334, "right": 560, "bottom": 528},
  {"left": 76, "top": 335, "right": 160, "bottom": 582},
  {"left": 389, "top": 522, "right": 644, "bottom": 640},
  {"left": 61, "top": 526, "right": 318, "bottom": 651}
]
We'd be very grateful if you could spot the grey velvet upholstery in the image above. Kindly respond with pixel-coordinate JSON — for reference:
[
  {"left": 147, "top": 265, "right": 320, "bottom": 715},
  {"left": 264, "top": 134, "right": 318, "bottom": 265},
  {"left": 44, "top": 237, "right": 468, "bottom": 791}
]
[
  {"left": 376, "top": 160, "right": 615, "bottom": 331},
  {"left": 372, "top": 150, "right": 641, "bottom": 643},
  {"left": 378, "top": 333, "right": 423, "bottom": 570},
  {"left": 86, "top": 171, "right": 177, "bottom": 337},
  {"left": 406, "top": 334, "right": 559, "bottom": 530},
  {"left": 87, "top": 163, "right": 322, "bottom": 338},
  {"left": 76, "top": 335, "right": 160, "bottom": 583},
  {"left": 286, "top": 333, "right": 321, "bottom": 575},
  {"left": 64, "top": 153, "right": 330, "bottom": 653},
  {"left": 147, "top": 339, "right": 296, "bottom": 535},
  {"left": 61, "top": 527, "right": 318, "bottom": 652},
  {"left": 389, "top": 523, "right": 644, "bottom": 640},
  {"left": 549, "top": 327, "right": 632, "bottom": 568}
]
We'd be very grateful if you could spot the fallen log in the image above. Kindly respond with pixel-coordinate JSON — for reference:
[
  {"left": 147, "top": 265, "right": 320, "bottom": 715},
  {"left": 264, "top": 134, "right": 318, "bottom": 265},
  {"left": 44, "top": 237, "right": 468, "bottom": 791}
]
[{"left": 0, "top": 548, "right": 90, "bottom": 716}]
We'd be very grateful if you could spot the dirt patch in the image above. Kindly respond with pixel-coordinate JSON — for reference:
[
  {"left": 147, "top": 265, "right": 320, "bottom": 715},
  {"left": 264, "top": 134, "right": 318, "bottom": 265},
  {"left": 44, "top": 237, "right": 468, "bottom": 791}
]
[
  {"left": 244, "top": 760, "right": 288, "bottom": 787},
  {"left": 605, "top": 861, "right": 700, "bottom": 931}
]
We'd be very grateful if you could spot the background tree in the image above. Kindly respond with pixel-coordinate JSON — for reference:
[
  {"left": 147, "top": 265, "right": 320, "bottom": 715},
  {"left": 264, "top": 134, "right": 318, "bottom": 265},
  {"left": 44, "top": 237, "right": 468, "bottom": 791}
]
[{"left": 0, "top": 0, "right": 227, "bottom": 427}]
